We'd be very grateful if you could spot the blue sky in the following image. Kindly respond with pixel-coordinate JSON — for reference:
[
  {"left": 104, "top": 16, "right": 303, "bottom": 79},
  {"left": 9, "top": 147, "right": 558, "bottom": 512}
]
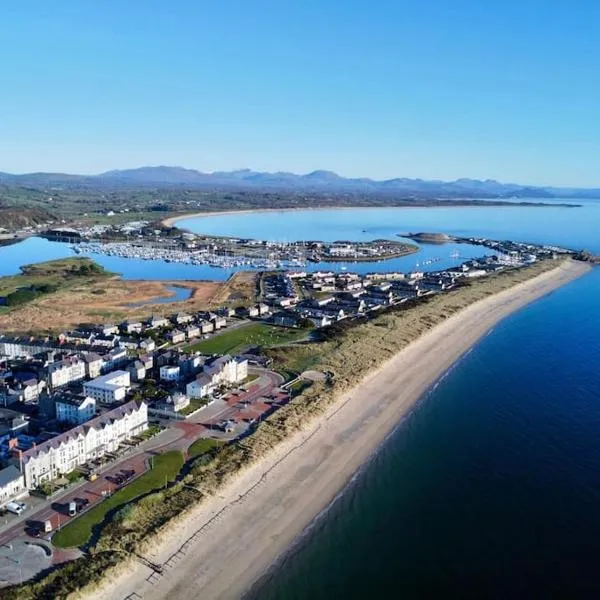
[{"left": 2, "top": 1, "right": 600, "bottom": 186}]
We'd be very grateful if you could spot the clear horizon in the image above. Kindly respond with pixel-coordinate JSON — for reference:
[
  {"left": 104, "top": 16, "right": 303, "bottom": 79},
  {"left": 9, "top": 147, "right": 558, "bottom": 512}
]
[{"left": 3, "top": 1, "right": 600, "bottom": 186}]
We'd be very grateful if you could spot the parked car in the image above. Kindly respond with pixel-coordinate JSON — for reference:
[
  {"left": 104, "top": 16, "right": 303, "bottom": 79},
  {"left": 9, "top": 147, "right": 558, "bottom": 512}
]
[
  {"left": 25, "top": 526, "right": 41, "bottom": 538},
  {"left": 120, "top": 469, "right": 135, "bottom": 480},
  {"left": 68, "top": 501, "right": 77, "bottom": 517},
  {"left": 6, "top": 501, "right": 26, "bottom": 516},
  {"left": 74, "top": 497, "right": 90, "bottom": 510}
]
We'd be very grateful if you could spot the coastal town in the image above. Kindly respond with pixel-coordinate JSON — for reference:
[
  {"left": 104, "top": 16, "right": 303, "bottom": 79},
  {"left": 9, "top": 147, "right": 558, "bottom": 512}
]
[
  {"left": 0, "top": 230, "right": 584, "bottom": 589},
  {"left": 36, "top": 219, "right": 419, "bottom": 269}
]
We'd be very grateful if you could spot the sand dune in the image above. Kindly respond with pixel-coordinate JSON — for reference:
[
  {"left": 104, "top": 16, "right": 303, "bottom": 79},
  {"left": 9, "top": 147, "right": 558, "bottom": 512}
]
[{"left": 85, "top": 259, "right": 590, "bottom": 600}]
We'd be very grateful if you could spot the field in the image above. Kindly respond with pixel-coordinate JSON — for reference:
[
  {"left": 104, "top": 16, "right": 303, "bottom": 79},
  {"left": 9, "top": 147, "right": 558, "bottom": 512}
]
[
  {"left": 185, "top": 322, "right": 309, "bottom": 355},
  {"left": 0, "top": 257, "right": 111, "bottom": 297},
  {"left": 0, "top": 267, "right": 257, "bottom": 334},
  {"left": 52, "top": 451, "right": 185, "bottom": 549}
]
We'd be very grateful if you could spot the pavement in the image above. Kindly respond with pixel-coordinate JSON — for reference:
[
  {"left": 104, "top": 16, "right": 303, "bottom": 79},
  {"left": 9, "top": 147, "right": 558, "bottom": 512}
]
[{"left": 0, "top": 367, "right": 284, "bottom": 586}]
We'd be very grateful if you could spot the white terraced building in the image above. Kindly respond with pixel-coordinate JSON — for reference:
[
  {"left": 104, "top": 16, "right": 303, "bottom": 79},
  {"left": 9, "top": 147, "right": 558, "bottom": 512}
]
[
  {"left": 48, "top": 356, "right": 86, "bottom": 388},
  {"left": 83, "top": 370, "right": 130, "bottom": 403},
  {"left": 18, "top": 400, "right": 147, "bottom": 489}
]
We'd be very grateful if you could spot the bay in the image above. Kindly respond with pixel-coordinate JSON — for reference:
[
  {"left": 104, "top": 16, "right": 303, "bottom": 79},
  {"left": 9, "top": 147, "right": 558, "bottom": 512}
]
[{"left": 1, "top": 201, "right": 600, "bottom": 597}]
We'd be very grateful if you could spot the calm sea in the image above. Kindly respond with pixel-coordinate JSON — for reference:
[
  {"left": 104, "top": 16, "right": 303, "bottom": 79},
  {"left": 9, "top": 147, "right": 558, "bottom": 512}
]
[
  {"left": 2, "top": 201, "right": 600, "bottom": 597},
  {"left": 182, "top": 202, "right": 600, "bottom": 599}
]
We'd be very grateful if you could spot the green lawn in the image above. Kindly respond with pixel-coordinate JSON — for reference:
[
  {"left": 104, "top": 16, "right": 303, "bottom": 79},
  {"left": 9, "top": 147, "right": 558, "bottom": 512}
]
[
  {"left": 187, "top": 438, "right": 224, "bottom": 459},
  {"left": 52, "top": 451, "right": 184, "bottom": 549},
  {"left": 185, "top": 323, "right": 308, "bottom": 355},
  {"left": 178, "top": 397, "right": 210, "bottom": 416}
]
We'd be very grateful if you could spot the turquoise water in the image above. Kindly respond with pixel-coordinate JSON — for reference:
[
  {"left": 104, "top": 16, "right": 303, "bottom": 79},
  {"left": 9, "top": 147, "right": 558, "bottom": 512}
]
[{"left": 177, "top": 200, "right": 600, "bottom": 250}]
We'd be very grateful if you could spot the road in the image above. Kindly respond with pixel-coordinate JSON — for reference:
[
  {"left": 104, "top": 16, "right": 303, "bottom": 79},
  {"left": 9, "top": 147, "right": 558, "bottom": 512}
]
[{"left": 0, "top": 367, "right": 283, "bottom": 584}]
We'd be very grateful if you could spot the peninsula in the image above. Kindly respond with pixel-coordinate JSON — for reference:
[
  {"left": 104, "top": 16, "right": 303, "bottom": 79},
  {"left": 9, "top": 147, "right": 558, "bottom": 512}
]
[
  {"left": 2, "top": 236, "right": 592, "bottom": 599},
  {"left": 84, "top": 259, "right": 590, "bottom": 600}
]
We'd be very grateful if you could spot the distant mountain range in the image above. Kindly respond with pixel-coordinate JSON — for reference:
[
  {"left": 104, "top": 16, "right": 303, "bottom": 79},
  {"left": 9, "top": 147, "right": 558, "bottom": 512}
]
[{"left": 1, "top": 166, "right": 599, "bottom": 199}]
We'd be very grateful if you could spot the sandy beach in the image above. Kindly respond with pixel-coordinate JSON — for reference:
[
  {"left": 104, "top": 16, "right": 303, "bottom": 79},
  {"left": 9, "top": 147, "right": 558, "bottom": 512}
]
[
  {"left": 85, "top": 259, "right": 591, "bottom": 600},
  {"left": 160, "top": 203, "right": 541, "bottom": 229}
]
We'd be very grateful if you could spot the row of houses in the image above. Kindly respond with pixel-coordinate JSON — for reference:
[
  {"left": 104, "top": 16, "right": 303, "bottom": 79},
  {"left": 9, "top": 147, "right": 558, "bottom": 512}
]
[{"left": 0, "top": 399, "right": 149, "bottom": 501}]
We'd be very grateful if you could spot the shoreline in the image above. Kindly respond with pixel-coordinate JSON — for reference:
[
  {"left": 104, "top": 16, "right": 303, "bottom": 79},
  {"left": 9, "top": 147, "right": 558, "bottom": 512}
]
[
  {"left": 161, "top": 201, "right": 577, "bottom": 229},
  {"left": 82, "top": 259, "right": 592, "bottom": 600}
]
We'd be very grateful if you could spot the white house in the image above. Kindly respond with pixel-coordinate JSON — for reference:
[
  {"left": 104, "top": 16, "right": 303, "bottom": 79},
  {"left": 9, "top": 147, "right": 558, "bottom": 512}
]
[
  {"left": 18, "top": 400, "right": 147, "bottom": 488},
  {"left": 101, "top": 347, "right": 128, "bottom": 372},
  {"left": 48, "top": 356, "right": 86, "bottom": 389},
  {"left": 83, "top": 352, "right": 104, "bottom": 379},
  {"left": 0, "top": 465, "right": 27, "bottom": 507},
  {"left": 160, "top": 365, "right": 180, "bottom": 382},
  {"left": 186, "top": 373, "right": 215, "bottom": 399},
  {"left": 55, "top": 394, "right": 96, "bottom": 425},
  {"left": 185, "top": 325, "right": 200, "bottom": 339},
  {"left": 83, "top": 370, "right": 131, "bottom": 403},
  {"left": 147, "top": 316, "right": 169, "bottom": 329},
  {"left": 198, "top": 320, "right": 214, "bottom": 334},
  {"left": 167, "top": 329, "right": 186, "bottom": 344},
  {"left": 211, "top": 316, "right": 227, "bottom": 329},
  {"left": 128, "top": 360, "right": 146, "bottom": 382},
  {"left": 203, "top": 355, "right": 248, "bottom": 386},
  {"left": 140, "top": 338, "right": 156, "bottom": 352},
  {"left": 121, "top": 319, "right": 143, "bottom": 334}
]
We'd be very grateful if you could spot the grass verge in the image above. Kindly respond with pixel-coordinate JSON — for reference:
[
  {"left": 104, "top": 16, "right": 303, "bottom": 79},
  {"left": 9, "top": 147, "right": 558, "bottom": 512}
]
[
  {"left": 188, "top": 438, "right": 224, "bottom": 459},
  {"left": 52, "top": 451, "right": 184, "bottom": 549}
]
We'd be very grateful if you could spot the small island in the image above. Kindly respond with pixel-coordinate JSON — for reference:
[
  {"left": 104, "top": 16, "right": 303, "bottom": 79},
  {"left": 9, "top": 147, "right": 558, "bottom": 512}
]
[{"left": 399, "top": 232, "right": 454, "bottom": 244}]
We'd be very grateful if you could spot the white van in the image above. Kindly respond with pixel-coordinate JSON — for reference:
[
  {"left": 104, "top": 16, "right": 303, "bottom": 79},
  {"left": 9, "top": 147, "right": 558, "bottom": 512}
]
[{"left": 6, "top": 501, "right": 26, "bottom": 515}]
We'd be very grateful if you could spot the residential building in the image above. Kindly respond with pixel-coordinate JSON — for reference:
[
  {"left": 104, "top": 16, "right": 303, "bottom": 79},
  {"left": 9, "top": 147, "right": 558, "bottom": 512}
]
[
  {"left": 18, "top": 400, "right": 148, "bottom": 488},
  {"left": 82, "top": 352, "right": 104, "bottom": 379},
  {"left": 0, "top": 465, "right": 27, "bottom": 507},
  {"left": 211, "top": 316, "right": 227, "bottom": 329},
  {"left": 203, "top": 355, "right": 248, "bottom": 386},
  {"left": 97, "top": 324, "right": 119, "bottom": 336},
  {"left": 147, "top": 316, "right": 169, "bottom": 329},
  {"left": 121, "top": 319, "right": 143, "bottom": 334},
  {"left": 172, "top": 312, "right": 193, "bottom": 325},
  {"left": 140, "top": 338, "right": 156, "bottom": 352},
  {"left": 185, "top": 325, "right": 200, "bottom": 339},
  {"left": 186, "top": 373, "right": 215, "bottom": 399},
  {"left": 167, "top": 329, "right": 186, "bottom": 344},
  {"left": 55, "top": 394, "right": 96, "bottom": 425},
  {"left": 128, "top": 360, "right": 146, "bottom": 382},
  {"left": 0, "top": 408, "right": 28, "bottom": 436},
  {"left": 83, "top": 370, "right": 131, "bottom": 404},
  {"left": 139, "top": 354, "right": 154, "bottom": 370},
  {"left": 257, "top": 303, "right": 270, "bottom": 316},
  {"left": 160, "top": 365, "right": 180, "bottom": 382},
  {"left": 198, "top": 320, "right": 214, "bottom": 335},
  {"left": 101, "top": 347, "right": 128, "bottom": 372},
  {"left": 47, "top": 355, "right": 86, "bottom": 389}
]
